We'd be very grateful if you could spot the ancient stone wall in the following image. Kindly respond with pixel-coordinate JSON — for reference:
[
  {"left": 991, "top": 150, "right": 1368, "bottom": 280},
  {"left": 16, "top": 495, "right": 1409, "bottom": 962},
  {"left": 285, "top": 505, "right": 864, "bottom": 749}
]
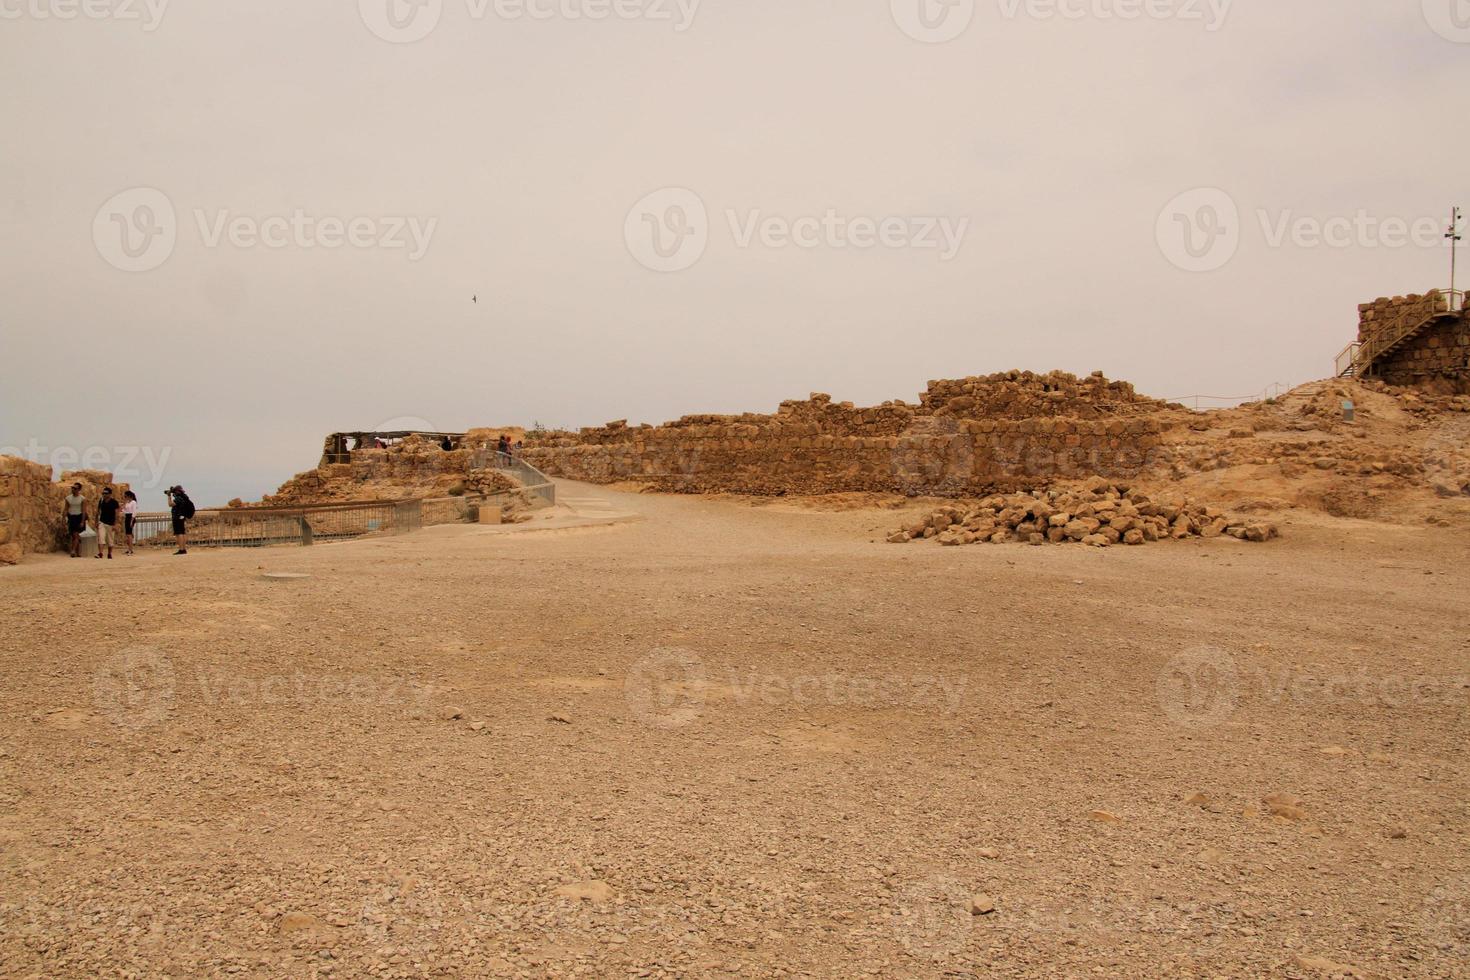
[
  {"left": 267, "top": 435, "right": 518, "bottom": 506},
  {"left": 1357, "top": 293, "right": 1447, "bottom": 345},
  {"left": 521, "top": 372, "right": 1175, "bottom": 497},
  {"left": 0, "top": 456, "right": 55, "bottom": 565},
  {"left": 920, "top": 371, "right": 1166, "bottom": 420},
  {"left": 1358, "top": 292, "right": 1470, "bottom": 391},
  {"left": 1372, "top": 315, "right": 1470, "bottom": 390}
]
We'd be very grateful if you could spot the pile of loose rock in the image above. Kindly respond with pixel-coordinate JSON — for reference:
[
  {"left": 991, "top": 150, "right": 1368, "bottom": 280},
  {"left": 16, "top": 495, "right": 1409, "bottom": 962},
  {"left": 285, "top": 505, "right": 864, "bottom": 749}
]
[
  {"left": 888, "top": 481, "right": 1278, "bottom": 548},
  {"left": 1357, "top": 379, "right": 1470, "bottom": 415}
]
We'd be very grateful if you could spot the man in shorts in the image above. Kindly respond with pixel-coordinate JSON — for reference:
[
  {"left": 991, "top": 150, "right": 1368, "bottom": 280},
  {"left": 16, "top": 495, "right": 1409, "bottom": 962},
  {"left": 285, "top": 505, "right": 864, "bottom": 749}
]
[
  {"left": 95, "top": 487, "right": 120, "bottom": 560},
  {"left": 62, "top": 483, "right": 87, "bottom": 558}
]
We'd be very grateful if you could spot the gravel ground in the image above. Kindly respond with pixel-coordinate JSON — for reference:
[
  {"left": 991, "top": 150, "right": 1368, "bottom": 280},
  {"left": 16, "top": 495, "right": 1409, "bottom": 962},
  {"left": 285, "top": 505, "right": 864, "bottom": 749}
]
[{"left": 1, "top": 481, "right": 1467, "bottom": 978}]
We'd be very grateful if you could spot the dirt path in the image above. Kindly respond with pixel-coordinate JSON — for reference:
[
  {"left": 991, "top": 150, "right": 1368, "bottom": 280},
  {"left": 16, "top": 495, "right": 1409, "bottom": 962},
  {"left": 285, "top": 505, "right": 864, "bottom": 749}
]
[{"left": 1, "top": 482, "right": 1467, "bottom": 978}]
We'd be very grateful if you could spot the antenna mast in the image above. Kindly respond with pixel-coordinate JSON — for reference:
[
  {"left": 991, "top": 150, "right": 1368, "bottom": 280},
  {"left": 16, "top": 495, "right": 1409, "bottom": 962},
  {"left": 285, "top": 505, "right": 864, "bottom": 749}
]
[{"left": 1448, "top": 206, "right": 1463, "bottom": 301}]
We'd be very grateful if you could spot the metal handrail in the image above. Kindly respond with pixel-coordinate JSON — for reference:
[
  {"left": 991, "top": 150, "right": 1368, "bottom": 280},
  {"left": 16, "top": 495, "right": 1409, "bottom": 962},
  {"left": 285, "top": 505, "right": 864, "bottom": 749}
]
[
  {"left": 1348, "top": 288, "right": 1464, "bottom": 378},
  {"left": 132, "top": 498, "right": 422, "bottom": 549},
  {"left": 499, "top": 454, "right": 557, "bottom": 505},
  {"left": 126, "top": 454, "right": 558, "bottom": 550},
  {"left": 1163, "top": 387, "right": 1294, "bottom": 410}
]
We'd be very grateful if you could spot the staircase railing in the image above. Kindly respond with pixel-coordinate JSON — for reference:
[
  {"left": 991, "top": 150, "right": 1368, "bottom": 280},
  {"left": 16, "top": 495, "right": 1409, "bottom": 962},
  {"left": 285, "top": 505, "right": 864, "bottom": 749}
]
[
  {"left": 1346, "top": 288, "right": 1464, "bottom": 378},
  {"left": 498, "top": 453, "right": 557, "bottom": 505}
]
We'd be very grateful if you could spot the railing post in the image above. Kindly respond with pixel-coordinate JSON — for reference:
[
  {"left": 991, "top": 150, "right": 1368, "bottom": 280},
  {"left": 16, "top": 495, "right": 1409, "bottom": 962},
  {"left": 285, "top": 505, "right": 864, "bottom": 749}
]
[{"left": 300, "top": 515, "right": 313, "bottom": 546}]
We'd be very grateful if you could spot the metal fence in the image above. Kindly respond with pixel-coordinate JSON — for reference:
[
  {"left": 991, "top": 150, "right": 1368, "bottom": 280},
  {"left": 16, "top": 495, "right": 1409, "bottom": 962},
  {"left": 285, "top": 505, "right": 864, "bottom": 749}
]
[
  {"left": 128, "top": 455, "right": 554, "bottom": 550},
  {"left": 133, "top": 499, "right": 423, "bottom": 549}
]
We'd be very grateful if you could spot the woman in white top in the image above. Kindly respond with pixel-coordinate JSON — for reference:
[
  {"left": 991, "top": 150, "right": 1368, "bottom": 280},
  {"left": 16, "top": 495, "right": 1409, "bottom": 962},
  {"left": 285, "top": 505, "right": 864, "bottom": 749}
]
[{"left": 122, "top": 490, "right": 139, "bottom": 555}]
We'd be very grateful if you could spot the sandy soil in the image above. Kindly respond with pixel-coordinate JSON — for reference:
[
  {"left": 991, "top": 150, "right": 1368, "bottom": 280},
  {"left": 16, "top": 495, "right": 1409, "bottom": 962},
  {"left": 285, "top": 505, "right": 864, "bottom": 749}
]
[{"left": 1, "top": 481, "right": 1468, "bottom": 978}]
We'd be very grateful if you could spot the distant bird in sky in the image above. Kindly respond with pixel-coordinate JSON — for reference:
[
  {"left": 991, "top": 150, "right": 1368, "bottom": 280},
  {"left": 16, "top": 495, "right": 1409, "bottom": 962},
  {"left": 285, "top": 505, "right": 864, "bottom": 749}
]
[{"left": 472, "top": 295, "right": 478, "bottom": 303}]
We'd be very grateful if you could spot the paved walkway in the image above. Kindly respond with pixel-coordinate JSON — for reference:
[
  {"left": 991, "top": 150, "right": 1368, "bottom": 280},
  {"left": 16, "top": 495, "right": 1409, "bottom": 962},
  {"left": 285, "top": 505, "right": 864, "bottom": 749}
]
[
  {"left": 557, "top": 485, "right": 636, "bottom": 521},
  {"left": 471, "top": 480, "right": 644, "bottom": 536}
]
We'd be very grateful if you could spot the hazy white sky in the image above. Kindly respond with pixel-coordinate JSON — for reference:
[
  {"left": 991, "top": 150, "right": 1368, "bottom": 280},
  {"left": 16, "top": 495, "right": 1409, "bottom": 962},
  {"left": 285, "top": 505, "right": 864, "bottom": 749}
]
[{"left": 2, "top": 0, "right": 1466, "bottom": 506}]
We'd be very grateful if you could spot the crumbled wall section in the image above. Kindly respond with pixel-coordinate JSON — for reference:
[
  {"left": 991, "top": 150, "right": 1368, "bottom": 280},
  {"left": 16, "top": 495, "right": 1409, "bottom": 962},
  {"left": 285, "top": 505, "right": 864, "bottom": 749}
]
[
  {"left": 0, "top": 456, "right": 55, "bottom": 564},
  {"left": 521, "top": 372, "right": 1175, "bottom": 497},
  {"left": 1358, "top": 292, "right": 1470, "bottom": 391},
  {"left": 267, "top": 435, "right": 518, "bottom": 505}
]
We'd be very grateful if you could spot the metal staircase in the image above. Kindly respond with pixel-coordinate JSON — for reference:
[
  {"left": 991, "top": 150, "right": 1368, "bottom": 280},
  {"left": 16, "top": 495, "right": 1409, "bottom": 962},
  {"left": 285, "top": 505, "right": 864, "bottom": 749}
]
[{"left": 1336, "top": 289, "right": 1465, "bottom": 378}]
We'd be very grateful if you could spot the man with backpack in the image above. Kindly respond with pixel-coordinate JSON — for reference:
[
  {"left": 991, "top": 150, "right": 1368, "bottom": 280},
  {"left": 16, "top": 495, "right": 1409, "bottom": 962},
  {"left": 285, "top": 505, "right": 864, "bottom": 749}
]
[{"left": 166, "top": 485, "right": 195, "bottom": 555}]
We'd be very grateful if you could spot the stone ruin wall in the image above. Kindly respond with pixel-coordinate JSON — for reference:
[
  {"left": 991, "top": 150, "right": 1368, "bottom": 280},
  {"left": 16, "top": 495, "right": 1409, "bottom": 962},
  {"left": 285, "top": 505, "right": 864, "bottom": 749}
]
[
  {"left": 1358, "top": 292, "right": 1470, "bottom": 391},
  {"left": 0, "top": 459, "right": 129, "bottom": 564},
  {"left": 521, "top": 371, "right": 1177, "bottom": 497},
  {"left": 0, "top": 456, "right": 55, "bottom": 565},
  {"left": 267, "top": 433, "right": 518, "bottom": 506}
]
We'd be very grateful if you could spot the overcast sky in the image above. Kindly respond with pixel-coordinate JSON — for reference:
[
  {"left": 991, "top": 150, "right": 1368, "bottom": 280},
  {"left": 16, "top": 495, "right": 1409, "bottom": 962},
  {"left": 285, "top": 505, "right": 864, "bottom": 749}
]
[{"left": 2, "top": 0, "right": 1466, "bottom": 506}]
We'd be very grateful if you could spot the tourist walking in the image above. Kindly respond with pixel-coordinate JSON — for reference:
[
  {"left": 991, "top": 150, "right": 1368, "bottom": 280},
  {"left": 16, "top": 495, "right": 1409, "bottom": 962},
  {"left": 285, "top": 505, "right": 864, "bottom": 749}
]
[
  {"left": 166, "top": 485, "right": 194, "bottom": 555},
  {"left": 122, "top": 490, "right": 138, "bottom": 555},
  {"left": 62, "top": 483, "right": 87, "bottom": 558},
  {"left": 95, "top": 487, "right": 120, "bottom": 559}
]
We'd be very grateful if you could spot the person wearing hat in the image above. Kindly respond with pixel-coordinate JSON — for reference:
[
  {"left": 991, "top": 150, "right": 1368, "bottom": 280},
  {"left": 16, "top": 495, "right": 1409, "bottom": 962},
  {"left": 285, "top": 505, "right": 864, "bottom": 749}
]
[
  {"left": 62, "top": 482, "right": 88, "bottom": 558},
  {"left": 95, "top": 487, "right": 121, "bottom": 559},
  {"left": 165, "top": 485, "right": 195, "bottom": 555}
]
